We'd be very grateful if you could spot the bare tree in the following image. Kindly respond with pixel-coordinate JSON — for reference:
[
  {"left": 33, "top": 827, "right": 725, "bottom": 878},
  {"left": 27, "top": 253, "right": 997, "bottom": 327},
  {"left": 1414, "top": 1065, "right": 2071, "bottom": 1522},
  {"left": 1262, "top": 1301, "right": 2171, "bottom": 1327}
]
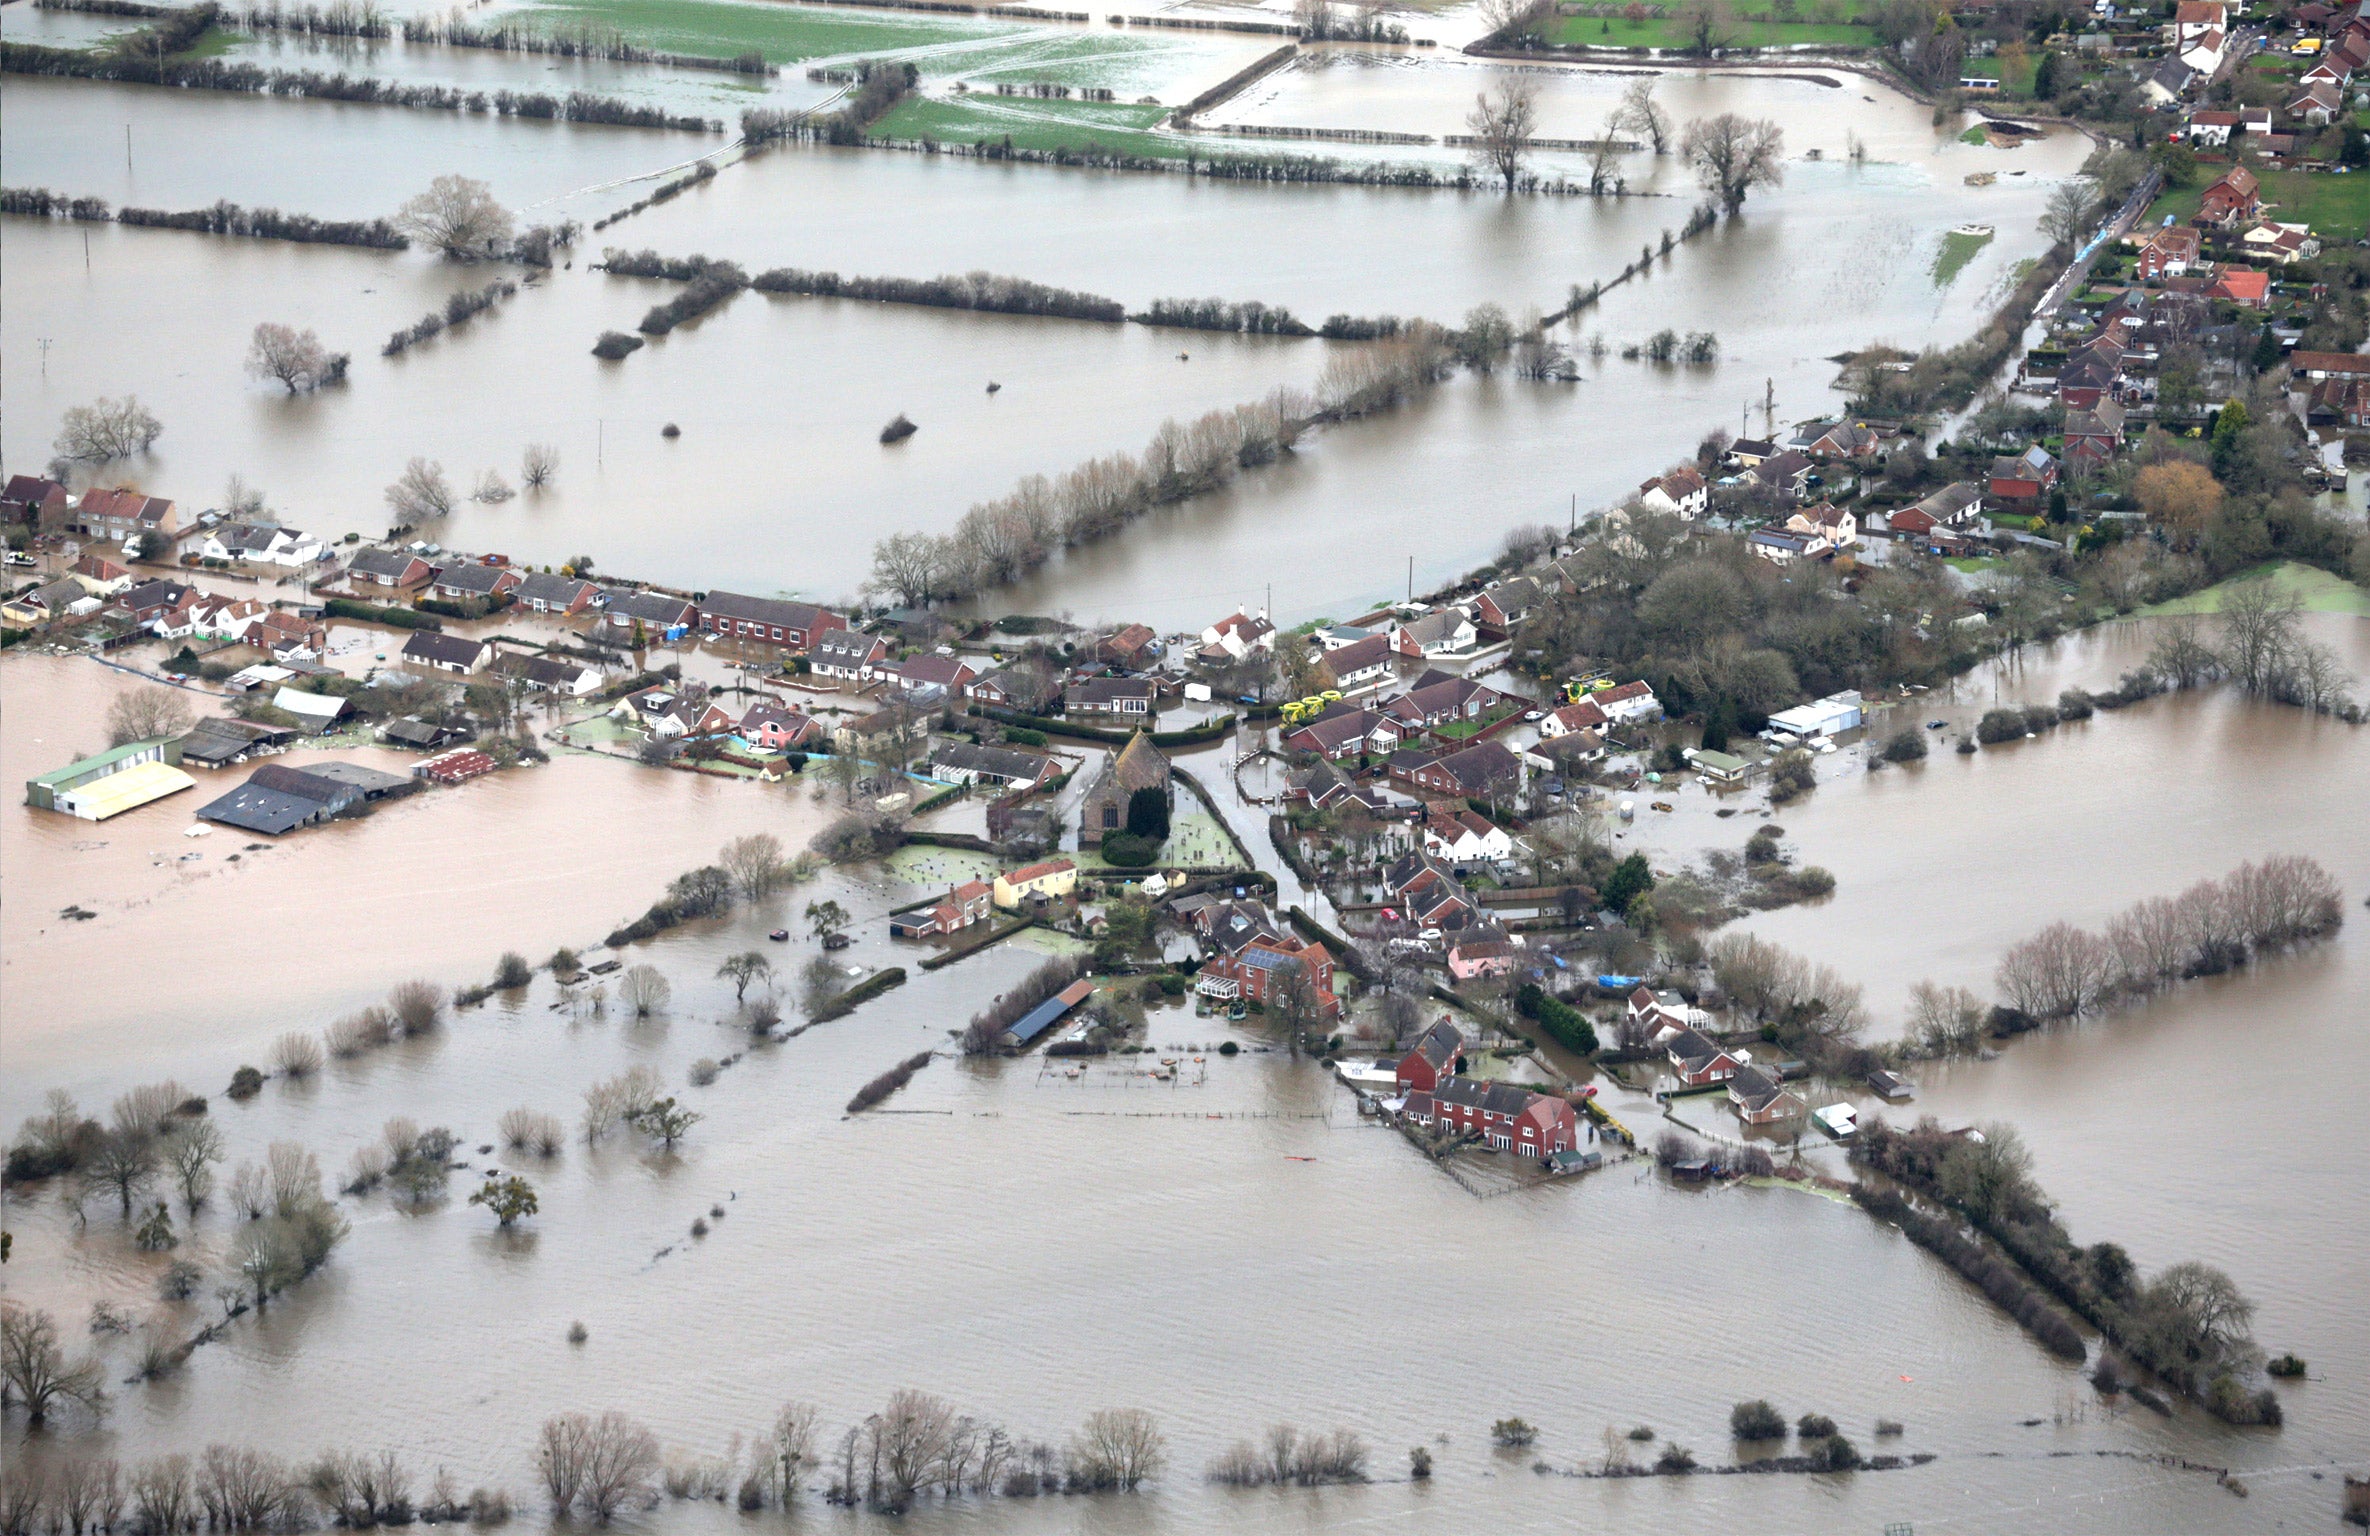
[
  {"left": 244, "top": 323, "right": 341, "bottom": 394},
  {"left": 54, "top": 396, "right": 163, "bottom": 461},
  {"left": 472, "top": 468, "right": 515, "bottom": 504},
  {"left": 768, "top": 1402, "right": 821, "bottom": 1503},
  {"left": 80, "top": 1128, "right": 160, "bottom": 1217},
  {"left": 223, "top": 472, "right": 268, "bottom": 518},
  {"left": 2146, "top": 613, "right": 2222, "bottom": 689},
  {"left": 1682, "top": 113, "right": 1785, "bottom": 214},
  {"left": 1068, "top": 1408, "right": 1165, "bottom": 1491},
  {"left": 1995, "top": 921, "right": 2114, "bottom": 1019},
  {"left": 104, "top": 685, "right": 195, "bottom": 747},
  {"left": 1, "top": 1303, "right": 107, "bottom": 1425},
  {"left": 385, "top": 458, "right": 456, "bottom": 521},
  {"left": 1904, "top": 980, "right": 1987, "bottom": 1057},
  {"left": 579, "top": 1412, "right": 660, "bottom": 1520},
  {"left": 866, "top": 1390, "right": 956, "bottom": 1512},
  {"left": 618, "top": 965, "right": 670, "bottom": 1018},
  {"left": 1585, "top": 114, "right": 1626, "bottom": 196},
  {"left": 1466, "top": 76, "right": 1540, "bottom": 193},
  {"left": 2038, "top": 179, "right": 2101, "bottom": 252},
  {"left": 389, "top": 979, "right": 446, "bottom": 1034},
  {"left": 521, "top": 443, "right": 559, "bottom": 489},
  {"left": 161, "top": 1119, "right": 224, "bottom": 1212},
  {"left": 718, "top": 951, "right": 774, "bottom": 1003},
  {"left": 1614, "top": 76, "right": 1670, "bottom": 151},
  {"left": 721, "top": 832, "right": 788, "bottom": 899},
  {"left": 867, "top": 530, "right": 948, "bottom": 608},
  {"left": 396, "top": 174, "right": 515, "bottom": 261}
]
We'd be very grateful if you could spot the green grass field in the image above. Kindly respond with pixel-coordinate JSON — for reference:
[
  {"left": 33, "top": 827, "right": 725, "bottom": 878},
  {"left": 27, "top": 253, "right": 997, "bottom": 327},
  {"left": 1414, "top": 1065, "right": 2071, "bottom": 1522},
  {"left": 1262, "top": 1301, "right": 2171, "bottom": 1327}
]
[
  {"left": 2142, "top": 561, "right": 2370, "bottom": 617},
  {"left": 513, "top": 0, "right": 1020, "bottom": 65},
  {"left": 872, "top": 93, "right": 1179, "bottom": 155},
  {"left": 2142, "top": 181, "right": 2206, "bottom": 227},
  {"left": 1931, "top": 226, "right": 1993, "bottom": 287},
  {"left": 2256, "top": 167, "right": 2370, "bottom": 240},
  {"left": 1546, "top": 12, "right": 1875, "bottom": 48}
]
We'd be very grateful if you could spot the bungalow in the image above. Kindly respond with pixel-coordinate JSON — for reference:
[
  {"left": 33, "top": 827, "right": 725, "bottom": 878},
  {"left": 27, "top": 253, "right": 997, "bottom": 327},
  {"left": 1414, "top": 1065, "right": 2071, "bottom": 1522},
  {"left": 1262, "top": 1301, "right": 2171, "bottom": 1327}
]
[
  {"left": 1390, "top": 609, "right": 1479, "bottom": 659},
  {"left": 345, "top": 547, "right": 435, "bottom": 591},
  {"left": 1096, "top": 623, "right": 1160, "bottom": 669},
  {"left": 1320, "top": 632, "right": 1396, "bottom": 691},
  {"left": 1382, "top": 673, "right": 1505, "bottom": 732},
  {"left": 1524, "top": 728, "right": 1605, "bottom": 773},
  {"left": 2198, "top": 166, "right": 2263, "bottom": 227},
  {"left": 1415, "top": 1079, "right": 1577, "bottom": 1156},
  {"left": 1066, "top": 675, "right": 1156, "bottom": 720},
  {"left": 598, "top": 589, "right": 698, "bottom": 639},
  {"left": 429, "top": 563, "right": 522, "bottom": 604},
  {"left": 1285, "top": 705, "right": 1399, "bottom": 762},
  {"left": 993, "top": 857, "right": 1077, "bottom": 909},
  {"left": 1795, "top": 421, "right": 1881, "bottom": 461},
  {"left": 1423, "top": 807, "right": 1516, "bottom": 868},
  {"left": 737, "top": 699, "right": 823, "bottom": 751},
  {"left": 493, "top": 651, "right": 604, "bottom": 696},
  {"left": 1665, "top": 1026, "right": 1745, "bottom": 1087},
  {"left": 1594, "top": 680, "right": 1661, "bottom": 725},
  {"left": 1905, "top": 481, "right": 1984, "bottom": 529},
  {"left": 929, "top": 740, "right": 1061, "bottom": 790},
  {"left": 890, "top": 879, "right": 996, "bottom": 938},
  {"left": 966, "top": 663, "right": 1060, "bottom": 714},
  {"left": 1471, "top": 576, "right": 1542, "bottom": 632},
  {"left": 2286, "top": 350, "right": 2370, "bottom": 380},
  {"left": 1195, "top": 935, "right": 1341, "bottom": 1017},
  {"left": 1395, "top": 1019, "right": 1465, "bottom": 1093},
  {"left": 1392, "top": 740, "right": 1524, "bottom": 803},
  {"left": 697, "top": 592, "right": 845, "bottom": 651},
  {"left": 2287, "top": 80, "right": 2344, "bottom": 124},
  {"left": 883, "top": 654, "right": 978, "bottom": 695},
  {"left": 2062, "top": 401, "right": 2128, "bottom": 468},
  {"left": 1446, "top": 935, "right": 1524, "bottom": 981},
  {"left": 200, "top": 523, "right": 322, "bottom": 568},
  {"left": 2, "top": 578, "right": 94, "bottom": 626},
  {"left": 2134, "top": 223, "right": 2202, "bottom": 279},
  {"left": 2239, "top": 222, "right": 2315, "bottom": 265},
  {"left": 1728, "top": 1065, "right": 1806, "bottom": 1125},
  {"left": 70, "top": 555, "right": 134, "bottom": 597},
  {"left": 1637, "top": 465, "right": 1709, "bottom": 519},
  {"left": 401, "top": 631, "right": 491, "bottom": 675},
  {"left": 74, "top": 488, "right": 177, "bottom": 548},
  {"left": 512, "top": 573, "right": 599, "bottom": 615},
  {"left": 1539, "top": 697, "right": 1608, "bottom": 738},
  {"left": 1987, "top": 445, "right": 2060, "bottom": 509},
  {"left": 1748, "top": 530, "right": 1817, "bottom": 566},
  {"left": 1726, "top": 437, "right": 1776, "bottom": 469},
  {"left": 1199, "top": 609, "right": 1276, "bottom": 661},
  {"left": 1, "top": 475, "right": 71, "bottom": 530},
  {"left": 2236, "top": 105, "right": 2272, "bottom": 137},
  {"left": 2208, "top": 268, "right": 2271, "bottom": 308},
  {"left": 2142, "top": 56, "right": 2196, "bottom": 107},
  {"left": 1749, "top": 449, "right": 1817, "bottom": 502}
]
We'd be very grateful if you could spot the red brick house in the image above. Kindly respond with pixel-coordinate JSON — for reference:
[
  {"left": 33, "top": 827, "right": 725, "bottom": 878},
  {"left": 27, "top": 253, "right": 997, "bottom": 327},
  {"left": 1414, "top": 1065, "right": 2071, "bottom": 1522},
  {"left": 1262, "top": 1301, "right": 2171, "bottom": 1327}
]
[
  {"left": 1665, "top": 1026, "right": 1744, "bottom": 1087},
  {"left": 2207, "top": 268, "right": 2270, "bottom": 308},
  {"left": 1395, "top": 1019, "right": 1465, "bottom": 1093},
  {"left": 346, "top": 547, "right": 435, "bottom": 590},
  {"left": 697, "top": 592, "right": 845, "bottom": 651},
  {"left": 1406, "top": 1079, "right": 1579, "bottom": 1155},
  {"left": 2133, "top": 223, "right": 2201, "bottom": 280},
  {"left": 891, "top": 879, "right": 995, "bottom": 938},
  {"left": 1727, "top": 1065, "right": 1806, "bottom": 1126},
  {"left": 2, "top": 475, "right": 71, "bottom": 530},
  {"left": 2197, "top": 166, "right": 2261, "bottom": 228},
  {"left": 1195, "top": 935, "right": 1341, "bottom": 1017},
  {"left": 1987, "top": 445, "right": 2058, "bottom": 509}
]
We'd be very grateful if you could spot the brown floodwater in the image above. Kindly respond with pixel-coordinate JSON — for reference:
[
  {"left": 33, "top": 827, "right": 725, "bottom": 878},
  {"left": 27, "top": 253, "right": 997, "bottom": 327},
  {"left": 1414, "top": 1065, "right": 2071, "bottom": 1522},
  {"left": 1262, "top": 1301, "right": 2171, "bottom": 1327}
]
[
  {"left": 3, "top": 618, "right": 2365, "bottom": 1532},
  {"left": 5, "top": 64, "right": 2081, "bottom": 619}
]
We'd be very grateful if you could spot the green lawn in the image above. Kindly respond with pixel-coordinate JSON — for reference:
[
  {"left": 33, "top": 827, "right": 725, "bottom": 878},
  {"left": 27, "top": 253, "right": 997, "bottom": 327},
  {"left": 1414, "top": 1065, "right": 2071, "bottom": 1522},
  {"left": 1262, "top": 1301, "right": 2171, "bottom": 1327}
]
[
  {"left": 1547, "top": 13, "right": 1875, "bottom": 48},
  {"left": 513, "top": 0, "right": 1021, "bottom": 65},
  {"left": 2141, "top": 561, "right": 2370, "bottom": 617},
  {"left": 2256, "top": 167, "right": 2370, "bottom": 241},
  {"left": 1931, "top": 227, "right": 1993, "bottom": 287},
  {"left": 872, "top": 93, "right": 1180, "bottom": 156},
  {"left": 1959, "top": 53, "right": 2038, "bottom": 96},
  {"left": 2142, "top": 182, "right": 2206, "bottom": 227}
]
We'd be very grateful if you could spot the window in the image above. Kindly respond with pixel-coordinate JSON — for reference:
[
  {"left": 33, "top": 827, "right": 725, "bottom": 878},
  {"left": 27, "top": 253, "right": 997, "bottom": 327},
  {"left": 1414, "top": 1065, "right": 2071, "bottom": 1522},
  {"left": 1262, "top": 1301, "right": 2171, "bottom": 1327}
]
[{"left": 1103, "top": 806, "right": 1118, "bottom": 828}]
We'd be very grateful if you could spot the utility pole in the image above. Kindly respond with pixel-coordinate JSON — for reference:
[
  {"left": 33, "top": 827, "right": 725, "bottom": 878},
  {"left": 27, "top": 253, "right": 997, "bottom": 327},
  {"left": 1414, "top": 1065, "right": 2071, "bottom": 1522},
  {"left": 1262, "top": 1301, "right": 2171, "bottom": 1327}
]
[
  {"left": 1406, "top": 555, "right": 1413, "bottom": 603},
  {"left": 1763, "top": 377, "right": 1776, "bottom": 439},
  {"left": 1569, "top": 492, "right": 1577, "bottom": 536},
  {"left": 83, "top": 228, "right": 91, "bottom": 272},
  {"left": 38, "top": 337, "right": 52, "bottom": 378},
  {"left": 126, "top": 124, "right": 132, "bottom": 174},
  {"left": 597, "top": 418, "right": 603, "bottom": 466}
]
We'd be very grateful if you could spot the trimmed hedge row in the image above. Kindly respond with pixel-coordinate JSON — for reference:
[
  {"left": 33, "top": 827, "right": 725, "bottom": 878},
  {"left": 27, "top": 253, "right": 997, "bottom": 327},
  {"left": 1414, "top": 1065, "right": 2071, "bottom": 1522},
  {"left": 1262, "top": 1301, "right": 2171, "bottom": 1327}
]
[
  {"left": 973, "top": 704, "right": 1235, "bottom": 748},
  {"left": 323, "top": 597, "right": 439, "bottom": 631},
  {"left": 1515, "top": 983, "right": 1599, "bottom": 1054}
]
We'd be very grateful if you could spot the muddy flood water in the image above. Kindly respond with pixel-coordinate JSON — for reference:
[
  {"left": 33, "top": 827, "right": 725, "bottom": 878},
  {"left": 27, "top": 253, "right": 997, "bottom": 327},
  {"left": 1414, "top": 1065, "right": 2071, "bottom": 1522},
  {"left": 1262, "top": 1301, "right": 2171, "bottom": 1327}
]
[
  {"left": 4, "top": 64, "right": 2082, "bottom": 621},
  {"left": 4, "top": 614, "right": 2365, "bottom": 1532}
]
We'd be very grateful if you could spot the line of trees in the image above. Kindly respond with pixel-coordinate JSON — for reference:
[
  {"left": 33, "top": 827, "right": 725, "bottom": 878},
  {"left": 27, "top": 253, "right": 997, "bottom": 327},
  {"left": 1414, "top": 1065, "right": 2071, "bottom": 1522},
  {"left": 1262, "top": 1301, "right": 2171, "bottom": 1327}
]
[
  {"left": 753, "top": 266, "right": 1125, "bottom": 323},
  {"left": 382, "top": 277, "right": 518, "bottom": 356},
  {"left": 846, "top": 1049, "right": 934, "bottom": 1112},
  {"left": 743, "top": 60, "right": 914, "bottom": 146},
  {"left": 1853, "top": 1116, "right": 2281, "bottom": 1423},
  {"left": 1130, "top": 296, "right": 1311, "bottom": 335},
  {"left": 635, "top": 259, "right": 748, "bottom": 335},
  {"left": 4, "top": 185, "right": 407, "bottom": 248},
  {"left": 237, "top": 0, "right": 391, "bottom": 37},
  {"left": 1994, "top": 855, "right": 2342, "bottom": 1022},
  {"left": 1205, "top": 1424, "right": 1368, "bottom": 1485},
  {"left": 2144, "top": 575, "right": 2361, "bottom": 720},
  {"left": 590, "top": 160, "right": 717, "bottom": 233},
  {"left": 0, "top": 1440, "right": 512, "bottom": 1531},
  {"left": 396, "top": 12, "right": 769, "bottom": 74},
  {"left": 0, "top": 41, "right": 721, "bottom": 131}
]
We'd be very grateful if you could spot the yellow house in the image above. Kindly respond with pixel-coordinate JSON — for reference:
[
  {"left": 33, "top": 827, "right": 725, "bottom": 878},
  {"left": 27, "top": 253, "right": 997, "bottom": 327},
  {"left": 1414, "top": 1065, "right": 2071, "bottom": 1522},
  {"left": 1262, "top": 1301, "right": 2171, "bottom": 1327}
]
[{"left": 993, "top": 857, "right": 1077, "bottom": 910}]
